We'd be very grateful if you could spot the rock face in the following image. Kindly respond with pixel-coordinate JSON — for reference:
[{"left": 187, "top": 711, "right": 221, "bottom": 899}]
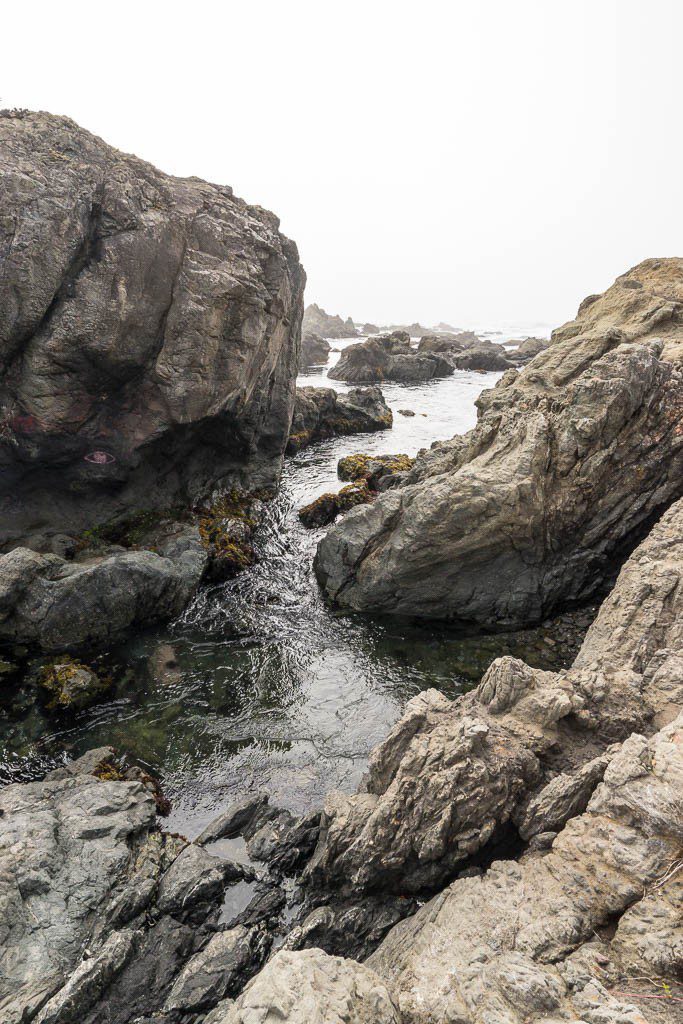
[
  {"left": 302, "top": 303, "right": 358, "bottom": 339},
  {"left": 316, "top": 260, "right": 683, "bottom": 627},
  {"left": 287, "top": 386, "right": 392, "bottom": 454},
  {"left": 0, "top": 111, "right": 305, "bottom": 549},
  {"left": 329, "top": 332, "right": 453, "bottom": 384},
  {"left": 299, "top": 332, "right": 331, "bottom": 368},
  {"left": 306, "top": 496, "right": 683, "bottom": 894},
  {"left": 367, "top": 714, "right": 683, "bottom": 1024}
]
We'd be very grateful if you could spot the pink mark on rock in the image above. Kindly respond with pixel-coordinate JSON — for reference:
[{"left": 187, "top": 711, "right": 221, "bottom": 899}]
[{"left": 84, "top": 450, "right": 116, "bottom": 465}]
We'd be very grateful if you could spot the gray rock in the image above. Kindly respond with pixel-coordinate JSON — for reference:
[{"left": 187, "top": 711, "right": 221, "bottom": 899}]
[
  {"left": 366, "top": 714, "right": 683, "bottom": 1023},
  {"left": 283, "top": 894, "right": 418, "bottom": 962},
  {"left": 155, "top": 842, "right": 241, "bottom": 921},
  {"left": 197, "top": 793, "right": 270, "bottom": 845},
  {"left": 302, "top": 303, "right": 358, "bottom": 339},
  {"left": 299, "top": 332, "right": 331, "bottom": 368},
  {"left": 208, "top": 948, "right": 401, "bottom": 1023},
  {"left": 163, "top": 927, "right": 260, "bottom": 1012},
  {"left": 514, "top": 750, "right": 614, "bottom": 839},
  {"left": 316, "top": 260, "right": 683, "bottom": 627},
  {"left": 0, "top": 532, "right": 207, "bottom": 652},
  {"left": 287, "top": 386, "right": 392, "bottom": 454},
  {"left": 328, "top": 332, "right": 454, "bottom": 383},
  {"left": 0, "top": 111, "right": 304, "bottom": 549},
  {"left": 451, "top": 341, "right": 513, "bottom": 371}
]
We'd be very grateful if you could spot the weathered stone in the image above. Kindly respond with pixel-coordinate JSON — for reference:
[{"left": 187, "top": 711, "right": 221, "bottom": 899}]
[
  {"left": 206, "top": 948, "right": 401, "bottom": 1024},
  {"left": 316, "top": 261, "right": 683, "bottom": 627},
  {"left": 287, "top": 386, "right": 392, "bottom": 454},
  {"left": 0, "top": 111, "right": 304, "bottom": 549},
  {"left": 299, "top": 332, "right": 331, "bottom": 368},
  {"left": 302, "top": 304, "right": 358, "bottom": 339},
  {"left": 163, "top": 926, "right": 262, "bottom": 1013}
]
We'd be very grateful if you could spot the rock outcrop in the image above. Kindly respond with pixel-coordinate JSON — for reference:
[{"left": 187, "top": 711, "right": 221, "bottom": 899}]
[
  {"left": 509, "top": 335, "right": 549, "bottom": 362},
  {"left": 367, "top": 714, "right": 683, "bottom": 1024},
  {"left": 0, "top": 111, "right": 305, "bottom": 549},
  {"left": 315, "top": 260, "right": 683, "bottom": 627},
  {"left": 329, "top": 332, "right": 453, "bottom": 384},
  {"left": 287, "top": 386, "right": 392, "bottom": 454},
  {"left": 0, "top": 747, "right": 265, "bottom": 1024},
  {"left": 299, "top": 332, "right": 331, "bottom": 368},
  {"left": 306, "top": 495, "right": 683, "bottom": 894},
  {"left": 302, "top": 303, "right": 358, "bottom": 339}
]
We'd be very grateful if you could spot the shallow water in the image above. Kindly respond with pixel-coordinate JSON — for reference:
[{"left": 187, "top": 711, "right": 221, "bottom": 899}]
[{"left": 2, "top": 333, "right": 580, "bottom": 839}]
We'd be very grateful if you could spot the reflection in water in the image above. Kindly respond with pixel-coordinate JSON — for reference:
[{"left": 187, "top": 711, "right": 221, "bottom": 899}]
[{"left": 2, "top": 340, "right": 577, "bottom": 838}]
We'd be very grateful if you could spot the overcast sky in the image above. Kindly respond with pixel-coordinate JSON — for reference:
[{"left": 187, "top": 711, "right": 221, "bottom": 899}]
[{"left": 4, "top": 1, "right": 682, "bottom": 329}]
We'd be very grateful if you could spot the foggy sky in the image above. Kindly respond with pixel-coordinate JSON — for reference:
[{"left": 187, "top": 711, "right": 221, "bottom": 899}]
[{"left": 4, "top": 0, "right": 682, "bottom": 330}]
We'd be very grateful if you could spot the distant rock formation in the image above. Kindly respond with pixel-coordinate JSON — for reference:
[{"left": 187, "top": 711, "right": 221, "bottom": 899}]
[
  {"left": 287, "top": 386, "right": 392, "bottom": 454},
  {"left": 299, "top": 333, "right": 331, "bottom": 369},
  {"left": 302, "top": 303, "right": 358, "bottom": 339},
  {"left": 328, "top": 332, "right": 453, "bottom": 383},
  {"left": 0, "top": 111, "right": 305, "bottom": 550},
  {"left": 315, "top": 259, "right": 683, "bottom": 627}
]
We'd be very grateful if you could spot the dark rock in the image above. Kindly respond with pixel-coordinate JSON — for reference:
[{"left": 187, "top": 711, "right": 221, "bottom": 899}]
[
  {"left": 298, "top": 482, "right": 371, "bottom": 529},
  {"left": 299, "top": 333, "right": 331, "bottom": 369},
  {"left": 329, "top": 333, "right": 453, "bottom": 384},
  {"left": 287, "top": 386, "right": 392, "bottom": 454},
  {"left": 162, "top": 926, "right": 268, "bottom": 1013},
  {"left": 397, "top": 408, "right": 415, "bottom": 416},
  {"left": 36, "top": 655, "right": 112, "bottom": 711},
  {"left": 0, "top": 112, "right": 304, "bottom": 551},
  {"left": 337, "top": 452, "right": 414, "bottom": 489},
  {"left": 284, "top": 894, "right": 418, "bottom": 961},
  {"left": 197, "top": 793, "right": 270, "bottom": 845}
]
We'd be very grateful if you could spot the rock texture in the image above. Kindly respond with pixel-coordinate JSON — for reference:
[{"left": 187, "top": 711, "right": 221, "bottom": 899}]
[
  {"left": 316, "top": 260, "right": 683, "bottom": 627},
  {"left": 302, "top": 303, "right": 358, "bottom": 339},
  {"left": 206, "top": 948, "right": 401, "bottom": 1024},
  {"left": 299, "top": 332, "right": 331, "bottom": 368},
  {"left": 0, "top": 748, "right": 266, "bottom": 1024},
  {"left": 287, "top": 386, "right": 392, "bottom": 454},
  {"left": 367, "top": 714, "right": 683, "bottom": 1024},
  {"left": 306, "top": 496, "right": 683, "bottom": 894},
  {"left": 0, "top": 111, "right": 305, "bottom": 548},
  {"left": 328, "top": 332, "right": 453, "bottom": 384}
]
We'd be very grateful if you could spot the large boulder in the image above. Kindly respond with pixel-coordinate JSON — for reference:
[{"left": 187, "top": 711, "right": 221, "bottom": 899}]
[
  {"left": 305, "top": 496, "right": 683, "bottom": 894},
  {"left": 302, "top": 303, "right": 358, "bottom": 339},
  {"left": 0, "top": 111, "right": 305, "bottom": 549},
  {"left": 315, "top": 261, "right": 683, "bottom": 627},
  {"left": 329, "top": 332, "right": 453, "bottom": 384},
  {"left": 287, "top": 386, "right": 392, "bottom": 454}
]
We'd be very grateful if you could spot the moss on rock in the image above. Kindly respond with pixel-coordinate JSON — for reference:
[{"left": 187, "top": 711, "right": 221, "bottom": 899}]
[{"left": 38, "top": 656, "right": 112, "bottom": 712}]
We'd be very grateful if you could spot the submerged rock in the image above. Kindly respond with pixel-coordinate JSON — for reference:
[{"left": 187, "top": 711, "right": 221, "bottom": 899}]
[
  {"left": 0, "top": 111, "right": 305, "bottom": 550},
  {"left": 36, "top": 655, "right": 111, "bottom": 711},
  {"left": 287, "top": 386, "right": 392, "bottom": 454},
  {"left": 328, "top": 332, "right": 453, "bottom": 383},
  {"left": 316, "top": 260, "right": 683, "bottom": 627},
  {"left": 299, "top": 332, "right": 331, "bottom": 369}
]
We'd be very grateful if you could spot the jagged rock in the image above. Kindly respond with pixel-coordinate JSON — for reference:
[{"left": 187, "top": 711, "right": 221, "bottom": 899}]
[
  {"left": 0, "top": 112, "right": 304, "bottom": 550},
  {"left": 287, "top": 386, "right": 392, "bottom": 454},
  {"left": 316, "top": 261, "right": 683, "bottom": 627},
  {"left": 361, "top": 323, "right": 379, "bottom": 335},
  {"left": 302, "top": 303, "right": 358, "bottom": 339},
  {"left": 299, "top": 332, "right": 331, "bottom": 368},
  {"left": 328, "top": 332, "right": 453, "bottom": 384},
  {"left": 417, "top": 331, "right": 480, "bottom": 354},
  {"left": 197, "top": 793, "right": 270, "bottom": 845},
  {"left": 283, "top": 894, "right": 418, "bottom": 961},
  {"left": 206, "top": 948, "right": 401, "bottom": 1023},
  {"left": 508, "top": 335, "right": 549, "bottom": 362},
  {"left": 305, "top": 497, "right": 683, "bottom": 894},
  {"left": 0, "top": 747, "right": 260, "bottom": 1024},
  {"left": 366, "top": 714, "right": 683, "bottom": 1024}
]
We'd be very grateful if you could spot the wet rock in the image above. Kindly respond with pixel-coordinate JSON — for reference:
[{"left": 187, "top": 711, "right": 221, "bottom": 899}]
[
  {"left": 299, "top": 332, "right": 331, "bottom": 368},
  {"left": 316, "top": 260, "right": 683, "bottom": 627},
  {"left": 197, "top": 793, "right": 270, "bottom": 845},
  {"left": 302, "top": 303, "right": 358, "bottom": 339},
  {"left": 163, "top": 926, "right": 266, "bottom": 1013},
  {"left": 206, "top": 948, "right": 401, "bottom": 1024},
  {"left": 250, "top": 810, "right": 321, "bottom": 875},
  {"left": 235, "top": 884, "right": 286, "bottom": 927},
  {"left": 328, "top": 332, "right": 454, "bottom": 383},
  {"left": 367, "top": 715, "right": 683, "bottom": 1024},
  {"left": 36, "top": 655, "right": 111, "bottom": 711},
  {"left": 0, "top": 531, "right": 208, "bottom": 652},
  {"left": 155, "top": 843, "right": 243, "bottom": 922},
  {"left": 306, "top": 498, "right": 683, "bottom": 894},
  {"left": 0, "top": 111, "right": 305, "bottom": 550},
  {"left": 299, "top": 482, "right": 371, "bottom": 529},
  {"left": 284, "top": 894, "right": 418, "bottom": 961},
  {"left": 287, "top": 386, "right": 392, "bottom": 454},
  {"left": 337, "top": 452, "right": 414, "bottom": 487}
]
